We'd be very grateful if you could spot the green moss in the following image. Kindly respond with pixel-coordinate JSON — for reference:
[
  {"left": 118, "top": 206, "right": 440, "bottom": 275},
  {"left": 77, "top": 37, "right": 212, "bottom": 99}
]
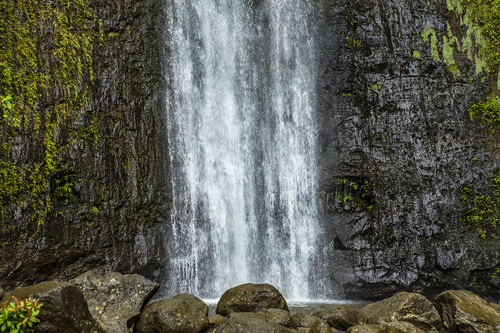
[
  {"left": 411, "top": 49, "right": 421, "bottom": 59},
  {"left": 0, "top": 0, "right": 101, "bottom": 229},
  {"left": 421, "top": 28, "right": 441, "bottom": 62},
  {"left": 469, "top": 93, "right": 500, "bottom": 130},
  {"left": 371, "top": 81, "right": 383, "bottom": 91},
  {"left": 345, "top": 36, "right": 362, "bottom": 49},
  {"left": 460, "top": 188, "right": 498, "bottom": 239}
]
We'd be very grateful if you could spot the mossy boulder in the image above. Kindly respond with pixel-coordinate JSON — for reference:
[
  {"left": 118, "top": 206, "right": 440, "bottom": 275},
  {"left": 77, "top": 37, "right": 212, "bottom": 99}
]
[
  {"left": 135, "top": 293, "right": 208, "bottom": 333},
  {"left": 434, "top": 290, "right": 500, "bottom": 332},
  {"left": 313, "top": 304, "right": 360, "bottom": 330},
  {"left": 359, "top": 292, "right": 441, "bottom": 330},
  {"left": 216, "top": 283, "right": 289, "bottom": 316},
  {"left": 310, "top": 321, "right": 334, "bottom": 333},
  {"left": 1, "top": 281, "right": 104, "bottom": 333},
  {"left": 346, "top": 324, "right": 388, "bottom": 333}
]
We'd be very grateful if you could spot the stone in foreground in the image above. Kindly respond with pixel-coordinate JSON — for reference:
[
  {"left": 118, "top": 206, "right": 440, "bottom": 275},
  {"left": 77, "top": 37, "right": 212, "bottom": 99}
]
[
  {"left": 346, "top": 324, "right": 388, "bottom": 333},
  {"left": 216, "top": 283, "right": 289, "bottom": 315},
  {"left": 313, "top": 304, "right": 360, "bottom": 331},
  {"left": 359, "top": 291, "right": 441, "bottom": 330},
  {"left": 135, "top": 293, "right": 208, "bottom": 333},
  {"left": 1, "top": 281, "right": 104, "bottom": 333},
  {"left": 212, "top": 312, "right": 293, "bottom": 333},
  {"left": 434, "top": 290, "right": 500, "bottom": 333},
  {"left": 291, "top": 313, "right": 323, "bottom": 328},
  {"left": 71, "top": 270, "right": 159, "bottom": 333}
]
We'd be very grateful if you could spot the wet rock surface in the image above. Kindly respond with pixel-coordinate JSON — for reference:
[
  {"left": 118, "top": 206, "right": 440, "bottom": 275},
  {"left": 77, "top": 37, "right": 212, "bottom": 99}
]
[
  {"left": 291, "top": 313, "right": 323, "bottom": 328},
  {"left": 1, "top": 281, "right": 104, "bottom": 333},
  {"left": 210, "top": 312, "right": 294, "bottom": 333},
  {"left": 434, "top": 290, "right": 500, "bottom": 332},
  {"left": 359, "top": 292, "right": 441, "bottom": 331},
  {"left": 70, "top": 270, "right": 159, "bottom": 333},
  {"left": 135, "top": 293, "right": 209, "bottom": 333},
  {"left": 313, "top": 305, "right": 360, "bottom": 331},
  {"left": 216, "top": 283, "right": 289, "bottom": 316},
  {"left": 315, "top": 0, "right": 500, "bottom": 301}
]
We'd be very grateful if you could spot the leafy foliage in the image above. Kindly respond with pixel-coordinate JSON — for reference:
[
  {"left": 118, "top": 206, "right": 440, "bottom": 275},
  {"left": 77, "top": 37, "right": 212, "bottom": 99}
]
[{"left": 0, "top": 297, "right": 42, "bottom": 333}]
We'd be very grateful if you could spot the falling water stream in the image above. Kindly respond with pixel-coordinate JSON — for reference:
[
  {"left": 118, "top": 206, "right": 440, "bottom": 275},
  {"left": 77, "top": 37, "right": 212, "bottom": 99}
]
[{"left": 164, "top": 0, "right": 318, "bottom": 300}]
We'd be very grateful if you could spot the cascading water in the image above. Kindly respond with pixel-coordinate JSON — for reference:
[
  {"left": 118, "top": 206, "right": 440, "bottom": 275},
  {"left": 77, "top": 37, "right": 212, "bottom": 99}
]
[{"left": 164, "top": 0, "right": 318, "bottom": 300}]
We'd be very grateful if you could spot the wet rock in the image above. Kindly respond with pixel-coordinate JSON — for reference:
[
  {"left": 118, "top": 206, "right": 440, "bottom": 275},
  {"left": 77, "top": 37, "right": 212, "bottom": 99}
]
[
  {"left": 385, "top": 321, "right": 422, "bottom": 333},
  {"left": 0, "top": 287, "right": 3, "bottom": 299},
  {"left": 1, "top": 281, "right": 104, "bottom": 333},
  {"left": 359, "top": 292, "right": 441, "bottom": 330},
  {"left": 291, "top": 313, "right": 322, "bottom": 328},
  {"left": 313, "top": 305, "right": 360, "bottom": 331},
  {"left": 434, "top": 290, "right": 500, "bottom": 332},
  {"left": 135, "top": 294, "right": 208, "bottom": 333},
  {"left": 216, "top": 283, "right": 289, "bottom": 315},
  {"left": 259, "top": 308, "right": 292, "bottom": 326},
  {"left": 209, "top": 314, "right": 225, "bottom": 326},
  {"left": 310, "top": 321, "right": 334, "bottom": 333},
  {"left": 70, "top": 270, "right": 159, "bottom": 333},
  {"left": 212, "top": 312, "right": 293, "bottom": 333},
  {"left": 346, "top": 324, "right": 388, "bottom": 333}
]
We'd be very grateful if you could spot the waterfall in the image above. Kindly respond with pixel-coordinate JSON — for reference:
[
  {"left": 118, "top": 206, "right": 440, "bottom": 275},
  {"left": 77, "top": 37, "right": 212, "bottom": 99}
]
[{"left": 164, "top": 0, "right": 318, "bottom": 300}]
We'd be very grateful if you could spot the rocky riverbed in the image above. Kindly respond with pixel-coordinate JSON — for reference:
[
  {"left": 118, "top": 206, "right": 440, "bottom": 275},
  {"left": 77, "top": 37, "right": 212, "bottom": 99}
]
[{"left": 1, "top": 270, "right": 500, "bottom": 332}]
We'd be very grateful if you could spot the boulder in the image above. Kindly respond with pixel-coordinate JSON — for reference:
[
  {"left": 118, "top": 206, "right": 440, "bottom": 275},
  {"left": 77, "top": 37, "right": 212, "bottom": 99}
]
[
  {"left": 208, "top": 314, "right": 225, "bottom": 326},
  {"left": 385, "top": 321, "right": 422, "bottom": 333},
  {"left": 310, "top": 321, "right": 334, "bottom": 333},
  {"left": 212, "top": 312, "right": 293, "bottom": 333},
  {"left": 1, "top": 281, "right": 104, "bottom": 333},
  {"left": 258, "top": 308, "right": 292, "bottom": 327},
  {"left": 346, "top": 324, "right": 388, "bottom": 333},
  {"left": 135, "top": 293, "right": 208, "bottom": 333},
  {"left": 434, "top": 290, "right": 500, "bottom": 333},
  {"left": 216, "top": 283, "right": 289, "bottom": 315},
  {"left": 359, "top": 292, "right": 442, "bottom": 330},
  {"left": 291, "top": 313, "right": 322, "bottom": 328},
  {"left": 313, "top": 305, "right": 360, "bottom": 330},
  {"left": 0, "top": 287, "right": 3, "bottom": 299},
  {"left": 71, "top": 270, "right": 159, "bottom": 333}
]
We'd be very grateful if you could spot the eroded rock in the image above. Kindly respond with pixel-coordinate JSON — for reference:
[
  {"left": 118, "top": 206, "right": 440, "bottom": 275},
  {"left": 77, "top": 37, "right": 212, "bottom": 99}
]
[
  {"left": 434, "top": 290, "right": 500, "bottom": 333},
  {"left": 259, "top": 308, "right": 292, "bottom": 327},
  {"left": 216, "top": 283, "right": 289, "bottom": 315},
  {"left": 71, "top": 270, "right": 159, "bottom": 333},
  {"left": 135, "top": 294, "right": 208, "bottom": 333},
  {"left": 359, "top": 292, "right": 441, "bottom": 330},
  {"left": 346, "top": 324, "right": 388, "bottom": 333},
  {"left": 291, "top": 313, "right": 322, "bottom": 328},
  {"left": 1, "top": 281, "right": 104, "bottom": 333},
  {"left": 310, "top": 321, "right": 334, "bottom": 333}
]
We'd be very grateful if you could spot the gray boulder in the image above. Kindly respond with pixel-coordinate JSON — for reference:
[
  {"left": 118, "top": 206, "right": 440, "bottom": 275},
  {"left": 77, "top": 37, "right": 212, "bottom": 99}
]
[
  {"left": 434, "top": 290, "right": 500, "bottom": 333},
  {"left": 1, "top": 281, "right": 104, "bottom": 333},
  {"left": 135, "top": 293, "right": 208, "bottom": 333},
  {"left": 216, "top": 283, "right": 289, "bottom": 315},
  {"left": 359, "top": 292, "right": 442, "bottom": 330},
  {"left": 71, "top": 270, "right": 159, "bottom": 333},
  {"left": 313, "top": 305, "right": 360, "bottom": 331},
  {"left": 212, "top": 312, "right": 293, "bottom": 333}
]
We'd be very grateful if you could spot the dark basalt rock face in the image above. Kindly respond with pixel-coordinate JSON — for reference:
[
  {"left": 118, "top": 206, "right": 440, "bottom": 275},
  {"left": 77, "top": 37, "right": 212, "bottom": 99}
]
[
  {"left": 314, "top": 0, "right": 500, "bottom": 300},
  {"left": 1, "top": 0, "right": 500, "bottom": 303},
  {"left": 0, "top": 0, "right": 170, "bottom": 289}
]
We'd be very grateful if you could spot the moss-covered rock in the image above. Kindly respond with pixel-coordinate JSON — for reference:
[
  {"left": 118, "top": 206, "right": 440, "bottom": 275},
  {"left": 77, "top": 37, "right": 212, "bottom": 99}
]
[
  {"left": 313, "top": 304, "right": 360, "bottom": 331},
  {"left": 434, "top": 290, "right": 500, "bottom": 332}
]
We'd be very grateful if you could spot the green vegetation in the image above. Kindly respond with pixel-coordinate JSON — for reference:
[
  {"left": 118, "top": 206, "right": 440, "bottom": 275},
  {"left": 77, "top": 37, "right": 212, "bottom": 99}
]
[
  {"left": 345, "top": 36, "right": 362, "bottom": 49},
  {"left": 460, "top": 171, "right": 500, "bottom": 239},
  {"left": 323, "top": 178, "right": 376, "bottom": 211},
  {"left": 370, "top": 81, "right": 383, "bottom": 91},
  {"left": 0, "top": 0, "right": 101, "bottom": 230},
  {"left": 469, "top": 93, "right": 500, "bottom": 130},
  {"left": 0, "top": 297, "right": 42, "bottom": 333}
]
